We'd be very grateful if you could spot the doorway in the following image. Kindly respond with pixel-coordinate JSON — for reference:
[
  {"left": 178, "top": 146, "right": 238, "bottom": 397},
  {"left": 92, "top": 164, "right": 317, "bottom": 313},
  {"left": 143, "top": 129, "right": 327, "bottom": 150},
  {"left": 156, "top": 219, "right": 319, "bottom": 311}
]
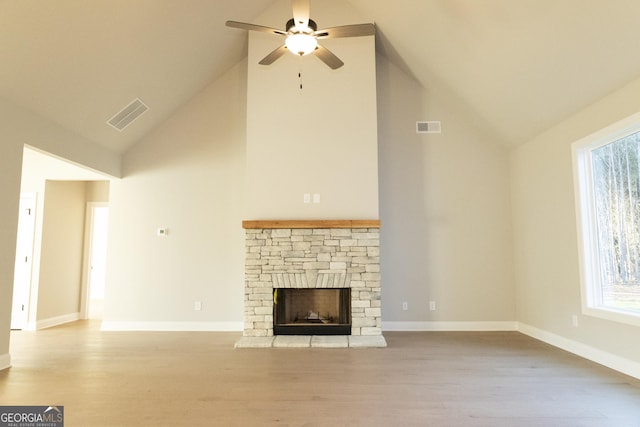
[
  {"left": 11, "top": 193, "right": 37, "bottom": 330},
  {"left": 83, "top": 203, "right": 109, "bottom": 320}
]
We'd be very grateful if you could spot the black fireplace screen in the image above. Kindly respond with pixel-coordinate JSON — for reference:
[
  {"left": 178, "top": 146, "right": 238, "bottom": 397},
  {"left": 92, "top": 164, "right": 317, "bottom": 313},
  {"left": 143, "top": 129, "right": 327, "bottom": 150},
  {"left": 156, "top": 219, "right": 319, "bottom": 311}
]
[{"left": 273, "top": 288, "right": 351, "bottom": 335}]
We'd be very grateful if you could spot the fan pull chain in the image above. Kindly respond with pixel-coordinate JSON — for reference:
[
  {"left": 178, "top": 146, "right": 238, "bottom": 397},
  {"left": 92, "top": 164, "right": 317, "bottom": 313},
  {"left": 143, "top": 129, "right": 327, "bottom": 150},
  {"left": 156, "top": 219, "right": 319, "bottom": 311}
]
[{"left": 297, "top": 59, "right": 304, "bottom": 92}]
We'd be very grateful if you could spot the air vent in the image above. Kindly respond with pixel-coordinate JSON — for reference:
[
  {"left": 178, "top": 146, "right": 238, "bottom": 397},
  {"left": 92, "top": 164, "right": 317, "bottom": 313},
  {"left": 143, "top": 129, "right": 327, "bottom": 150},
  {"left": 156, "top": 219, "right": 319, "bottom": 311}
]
[
  {"left": 416, "top": 121, "right": 442, "bottom": 134},
  {"left": 107, "top": 98, "right": 149, "bottom": 131}
]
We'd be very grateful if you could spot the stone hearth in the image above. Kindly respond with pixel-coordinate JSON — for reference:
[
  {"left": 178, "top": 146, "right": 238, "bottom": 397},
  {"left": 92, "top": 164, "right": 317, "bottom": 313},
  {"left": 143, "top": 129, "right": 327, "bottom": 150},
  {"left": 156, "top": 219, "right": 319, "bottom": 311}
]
[{"left": 235, "top": 220, "right": 386, "bottom": 348}]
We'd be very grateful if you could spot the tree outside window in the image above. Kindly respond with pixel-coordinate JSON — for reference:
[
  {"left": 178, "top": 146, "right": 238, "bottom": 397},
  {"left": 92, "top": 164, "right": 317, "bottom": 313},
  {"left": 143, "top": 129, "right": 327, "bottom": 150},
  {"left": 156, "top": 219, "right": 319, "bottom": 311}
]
[
  {"left": 573, "top": 114, "right": 640, "bottom": 326},
  {"left": 591, "top": 133, "right": 640, "bottom": 311}
]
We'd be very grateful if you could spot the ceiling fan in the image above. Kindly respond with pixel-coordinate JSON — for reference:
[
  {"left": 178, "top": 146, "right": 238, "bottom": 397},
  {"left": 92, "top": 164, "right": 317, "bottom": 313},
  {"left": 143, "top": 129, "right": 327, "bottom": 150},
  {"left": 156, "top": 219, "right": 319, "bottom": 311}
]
[{"left": 226, "top": 0, "right": 375, "bottom": 70}]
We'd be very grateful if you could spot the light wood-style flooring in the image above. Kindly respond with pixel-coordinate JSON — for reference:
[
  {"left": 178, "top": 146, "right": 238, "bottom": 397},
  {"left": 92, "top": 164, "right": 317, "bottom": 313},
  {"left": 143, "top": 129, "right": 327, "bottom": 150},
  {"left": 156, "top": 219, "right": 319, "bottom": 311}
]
[{"left": 1, "top": 321, "right": 640, "bottom": 426}]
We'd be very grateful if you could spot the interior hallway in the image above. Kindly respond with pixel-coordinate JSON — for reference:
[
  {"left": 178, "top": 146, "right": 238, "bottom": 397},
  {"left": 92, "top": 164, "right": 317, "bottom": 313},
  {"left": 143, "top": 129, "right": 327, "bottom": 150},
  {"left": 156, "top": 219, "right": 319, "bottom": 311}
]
[{"left": 1, "top": 321, "right": 640, "bottom": 426}]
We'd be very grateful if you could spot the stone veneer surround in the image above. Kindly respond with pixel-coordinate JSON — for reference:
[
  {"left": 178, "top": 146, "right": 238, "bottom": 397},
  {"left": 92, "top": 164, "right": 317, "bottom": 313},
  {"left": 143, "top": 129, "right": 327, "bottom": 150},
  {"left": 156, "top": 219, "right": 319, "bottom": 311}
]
[{"left": 242, "top": 220, "right": 382, "bottom": 338}]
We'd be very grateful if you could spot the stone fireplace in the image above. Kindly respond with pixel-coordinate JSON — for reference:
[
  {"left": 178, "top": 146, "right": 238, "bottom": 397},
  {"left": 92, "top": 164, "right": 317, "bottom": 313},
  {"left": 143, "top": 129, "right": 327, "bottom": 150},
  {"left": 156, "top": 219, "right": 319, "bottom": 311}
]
[{"left": 236, "top": 220, "right": 386, "bottom": 348}]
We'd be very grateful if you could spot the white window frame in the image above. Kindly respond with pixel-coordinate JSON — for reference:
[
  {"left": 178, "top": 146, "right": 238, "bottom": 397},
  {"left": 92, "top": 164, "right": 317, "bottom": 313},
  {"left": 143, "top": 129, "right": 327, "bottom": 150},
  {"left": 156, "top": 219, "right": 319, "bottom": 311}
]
[{"left": 572, "top": 112, "right": 640, "bottom": 328}]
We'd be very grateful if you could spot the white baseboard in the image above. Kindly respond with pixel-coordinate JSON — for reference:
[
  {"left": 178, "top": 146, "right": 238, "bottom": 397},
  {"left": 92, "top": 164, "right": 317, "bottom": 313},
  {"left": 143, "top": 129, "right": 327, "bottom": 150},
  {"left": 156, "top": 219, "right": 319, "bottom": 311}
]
[
  {"left": 518, "top": 322, "right": 640, "bottom": 380},
  {"left": 382, "top": 321, "right": 518, "bottom": 331},
  {"left": 31, "top": 312, "right": 80, "bottom": 330},
  {"left": 100, "top": 321, "right": 243, "bottom": 332},
  {"left": 0, "top": 353, "right": 10, "bottom": 371}
]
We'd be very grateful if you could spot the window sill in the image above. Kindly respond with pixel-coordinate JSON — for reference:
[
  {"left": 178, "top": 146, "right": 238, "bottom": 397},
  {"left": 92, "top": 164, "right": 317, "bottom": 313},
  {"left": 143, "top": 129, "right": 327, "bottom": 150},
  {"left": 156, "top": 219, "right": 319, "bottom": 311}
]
[{"left": 583, "top": 306, "right": 640, "bottom": 328}]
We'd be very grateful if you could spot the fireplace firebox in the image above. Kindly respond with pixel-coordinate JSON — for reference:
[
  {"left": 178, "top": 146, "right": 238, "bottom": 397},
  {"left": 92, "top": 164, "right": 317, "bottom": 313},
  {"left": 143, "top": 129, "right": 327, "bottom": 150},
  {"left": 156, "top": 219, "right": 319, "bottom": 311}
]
[{"left": 274, "top": 288, "right": 351, "bottom": 335}]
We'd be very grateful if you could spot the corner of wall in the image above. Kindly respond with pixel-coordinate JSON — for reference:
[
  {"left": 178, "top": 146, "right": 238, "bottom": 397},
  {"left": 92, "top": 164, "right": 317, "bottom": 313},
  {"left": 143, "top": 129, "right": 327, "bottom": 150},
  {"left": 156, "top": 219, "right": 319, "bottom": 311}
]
[{"left": 0, "top": 353, "right": 10, "bottom": 371}]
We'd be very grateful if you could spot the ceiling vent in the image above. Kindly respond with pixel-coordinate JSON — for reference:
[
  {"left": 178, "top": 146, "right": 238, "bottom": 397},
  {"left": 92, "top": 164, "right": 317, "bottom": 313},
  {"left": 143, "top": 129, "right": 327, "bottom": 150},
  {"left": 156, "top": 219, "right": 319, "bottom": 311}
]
[
  {"left": 107, "top": 98, "right": 149, "bottom": 131},
  {"left": 416, "top": 121, "right": 442, "bottom": 134}
]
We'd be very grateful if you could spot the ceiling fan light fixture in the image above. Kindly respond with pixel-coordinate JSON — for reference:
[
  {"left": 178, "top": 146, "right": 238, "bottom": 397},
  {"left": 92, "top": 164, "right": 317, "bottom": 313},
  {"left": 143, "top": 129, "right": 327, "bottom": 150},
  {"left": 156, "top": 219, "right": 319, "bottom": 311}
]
[
  {"left": 226, "top": 2, "right": 374, "bottom": 69},
  {"left": 285, "top": 33, "right": 317, "bottom": 56}
]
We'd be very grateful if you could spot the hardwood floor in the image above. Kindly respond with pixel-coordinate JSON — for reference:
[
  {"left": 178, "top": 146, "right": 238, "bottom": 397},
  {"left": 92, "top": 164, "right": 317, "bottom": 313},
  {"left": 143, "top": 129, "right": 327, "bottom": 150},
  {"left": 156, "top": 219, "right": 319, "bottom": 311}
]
[{"left": 1, "top": 321, "right": 640, "bottom": 426}]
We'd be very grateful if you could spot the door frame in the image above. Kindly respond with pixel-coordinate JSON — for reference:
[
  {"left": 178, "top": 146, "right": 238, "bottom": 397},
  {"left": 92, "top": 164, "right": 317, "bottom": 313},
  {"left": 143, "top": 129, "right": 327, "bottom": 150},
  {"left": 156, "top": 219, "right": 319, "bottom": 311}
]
[{"left": 11, "top": 193, "right": 37, "bottom": 330}]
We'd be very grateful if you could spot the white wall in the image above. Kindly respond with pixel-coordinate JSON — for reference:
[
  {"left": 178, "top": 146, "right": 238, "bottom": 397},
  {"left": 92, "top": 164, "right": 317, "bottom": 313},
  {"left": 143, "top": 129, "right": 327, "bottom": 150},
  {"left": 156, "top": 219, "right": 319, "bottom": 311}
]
[
  {"left": 102, "top": 61, "right": 247, "bottom": 329},
  {"left": 245, "top": 0, "right": 378, "bottom": 219},
  {"left": 377, "top": 56, "right": 515, "bottom": 325},
  {"left": 511, "top": 75, "right": 640, "bottom": 369},
  {"left": 101, "top": 48, "right": 515, "bottom": 330},
  {"left": 86, "top": 180, "right": 110, "bottom": 202},
  {"left": 0, "top": 128, "right": 23, "bottom": 368},
  {"left": 36, "top": 181, "right": 87, "bottom": 322}
]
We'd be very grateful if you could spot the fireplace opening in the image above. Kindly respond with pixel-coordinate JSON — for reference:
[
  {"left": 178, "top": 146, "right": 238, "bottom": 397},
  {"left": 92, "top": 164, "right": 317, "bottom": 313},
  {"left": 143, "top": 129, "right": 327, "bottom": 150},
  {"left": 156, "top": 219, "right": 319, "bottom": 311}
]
[{"left": 273, "top": 288, "right": 351, "bottom": 335}]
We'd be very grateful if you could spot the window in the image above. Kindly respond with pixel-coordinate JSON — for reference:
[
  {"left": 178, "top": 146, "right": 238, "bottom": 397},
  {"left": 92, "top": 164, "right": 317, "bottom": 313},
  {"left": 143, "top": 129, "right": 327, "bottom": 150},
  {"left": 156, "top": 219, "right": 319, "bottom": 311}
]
[{"left": 573, "top": 113, "right": 640, "bottom": 326}]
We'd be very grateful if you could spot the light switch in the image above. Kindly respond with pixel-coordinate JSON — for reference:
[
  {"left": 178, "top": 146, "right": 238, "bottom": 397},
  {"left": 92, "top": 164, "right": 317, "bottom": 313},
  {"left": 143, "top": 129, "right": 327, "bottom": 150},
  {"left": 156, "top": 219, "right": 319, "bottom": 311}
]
[
  {"left": 313, "top": 193, "right": 320, "bottom": 203},
  {"left": 157, "top": 227, "right": 169, "bottom": 237}
]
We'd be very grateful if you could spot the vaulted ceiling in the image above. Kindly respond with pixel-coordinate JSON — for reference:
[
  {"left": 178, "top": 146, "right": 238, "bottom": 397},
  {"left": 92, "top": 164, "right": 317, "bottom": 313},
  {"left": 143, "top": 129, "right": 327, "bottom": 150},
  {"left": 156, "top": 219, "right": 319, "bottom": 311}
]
[{"left": 2, "top": 0, "right": 640, "bottom": 154}]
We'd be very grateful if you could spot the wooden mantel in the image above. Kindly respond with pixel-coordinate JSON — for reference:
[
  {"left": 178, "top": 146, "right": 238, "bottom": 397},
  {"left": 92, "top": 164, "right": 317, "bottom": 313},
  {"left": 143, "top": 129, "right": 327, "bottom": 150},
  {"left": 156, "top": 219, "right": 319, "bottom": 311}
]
[{"left": 242, "top": 219, "right": 380, "bottom": 229}]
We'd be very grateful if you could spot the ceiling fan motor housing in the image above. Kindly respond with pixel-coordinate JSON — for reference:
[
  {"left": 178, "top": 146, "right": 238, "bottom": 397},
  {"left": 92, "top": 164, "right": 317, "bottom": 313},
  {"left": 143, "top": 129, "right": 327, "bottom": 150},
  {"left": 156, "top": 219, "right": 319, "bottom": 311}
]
[{"left": 286, "top": 18, "right": 317, "bottom": 33}]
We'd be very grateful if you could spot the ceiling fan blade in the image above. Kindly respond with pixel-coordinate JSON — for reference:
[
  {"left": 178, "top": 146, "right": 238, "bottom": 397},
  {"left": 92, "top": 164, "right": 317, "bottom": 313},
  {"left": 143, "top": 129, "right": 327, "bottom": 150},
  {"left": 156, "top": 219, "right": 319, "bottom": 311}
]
[
  {"left": 259, "top": 45, "right": 289, "bottom": 65},
  {"left": 315, "top": 23, "right": 376, "bottom": 39},
  {"left": 291, "top": 0, "right": 310, "bottom": 28},
  {"left": 314, "top": 45, "right": 344, "bottom": 69},
  {"left": 226, "top": 21, "right": 286, "bottom": 36}
]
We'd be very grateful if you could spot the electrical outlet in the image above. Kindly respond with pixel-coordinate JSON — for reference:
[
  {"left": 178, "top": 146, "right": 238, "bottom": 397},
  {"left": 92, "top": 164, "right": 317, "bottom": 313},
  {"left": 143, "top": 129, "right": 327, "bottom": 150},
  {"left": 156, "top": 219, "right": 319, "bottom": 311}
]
[
  {"left": 194, "top": 301, "right": 202, "bottom": 311},
  {"left": 303, "top": 193, "right": 311, "bottom": 203},
  {"left": 402, "top": 301, "right": 408, "bottom": 311},
  {"left": 429, "top": 301, "right": 436, "bottom": 311},
  {"left": 313, "top": 193, "right": 320, "bottom": 203}
]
